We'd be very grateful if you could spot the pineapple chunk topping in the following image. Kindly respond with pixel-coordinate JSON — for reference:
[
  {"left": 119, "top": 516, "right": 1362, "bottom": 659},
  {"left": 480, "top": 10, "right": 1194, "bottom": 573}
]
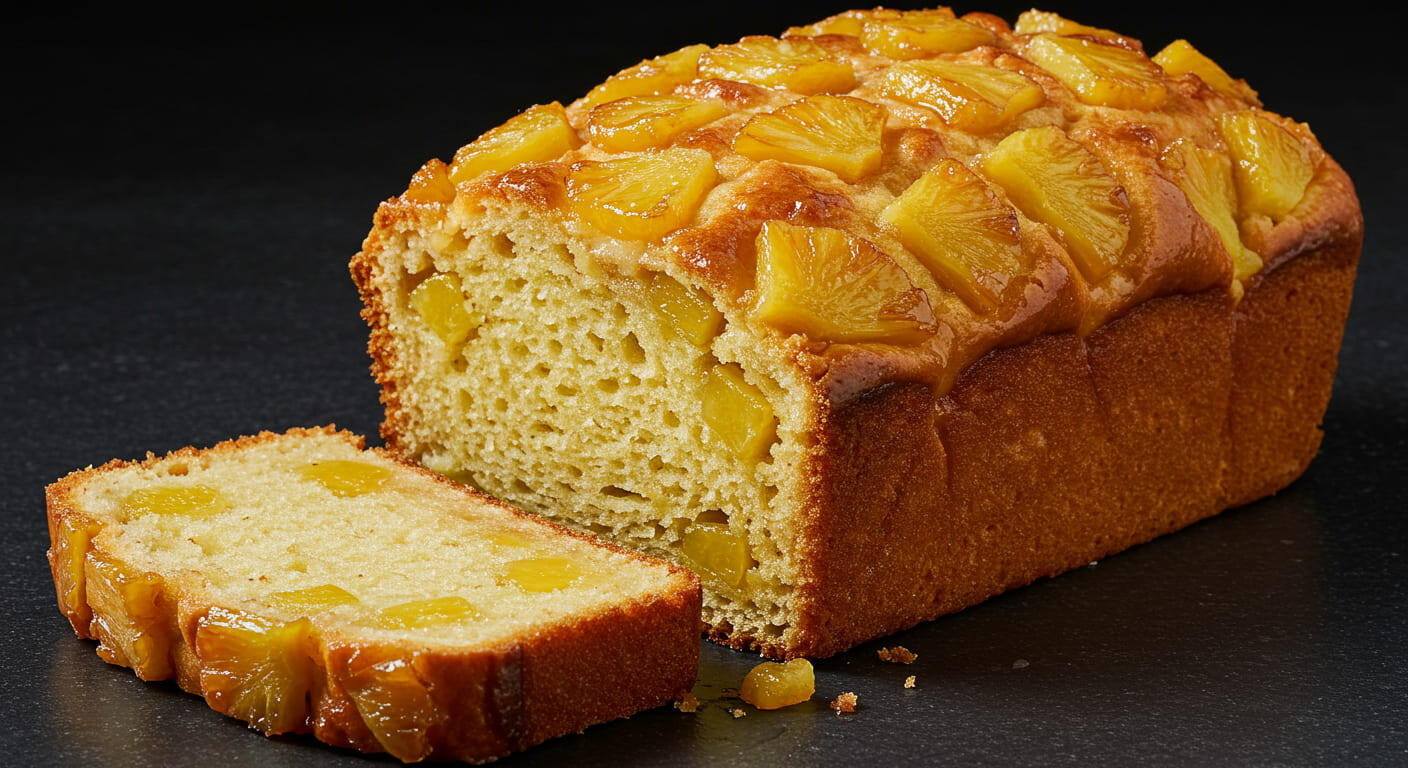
[
  {"left": 410, "top": 272, "right": 479, "bottom": 346},
  {"left": 344, "top": 655, "right": 445, "bottom": 763},
  {"left": 299, "top": 460, "right": 392, "bottom": 498},
  {"left": 698, "top": 36, "right": 856, "bottom": 95},
  {"left": 376, "top": 596, "right": 479, "bottom": 630},
  {"left": 859, "top": 9, "right": 997, "bottom": 59},
  {"left": 587, "top": 94, "right": 726, "bottom": 153},
  {"left": 740, "top": 658, "right": 815, "bottom": 710},
  {"left": 404, "top": 159, "right": 456, "bottom": 204},
  {"left": 1025, "top": 34, "right": 1167, "bottom": 110},
  {"left": 880, "top": 159, "right": 1025, "bottom": 314},
  {"left": 503, "top": 557, "right": 582, "bottom": 592},
  {"left": 1014, "top": 9, "right": 1126, "bottom": 42},
  {"left": 123, "top": 484, "right": 225, "bottom": 520},
  {"left": 86, "top": 552, "right": 172, "bottom": 680},
  {"left": 981, "top": 125, "right": 1130, "bottom": 283},
  {"left": 876, "top": 59, "right": 1044, "bottom": 134},
  {"left": 733, "top": 95, "right": 886, "bottom": 184},
  {"left": 646, "top": 272, "right": 724, "bottom": 349},
  {"left": 567, "top": 148, "right": 717, "bottom": 241},
  {"left": 578, "top": 44, "right": 710, "bottom": 112},
  {"left": 681, "top": 520, "right": 750, "bottom": 588},
  {"left": 1219, "top": 110, "right": 1315, "bottom": 221},
  {"left": 753, "top": 220, "right": 937, "bottom": 344},
  {"left": 701, "top": 362, "right": 777, "bottom": 462},
  {"left": 1153, "top": 39, "right": 1257, "bottom": 102},
  {"left": 267, "top": 584, "right": 361, "bottom": 612},
  {"left": 196, "top": 607, "right": 315, "bottom": 735},
  {"left": 448, "top": 102, "right": 578, "bottom": 185},
  {"left": 1162, "top": 139, "right": 1262, "bottom": 280},
  {"left": 785, "top": 9, "right": 868, "bottom": 38}
]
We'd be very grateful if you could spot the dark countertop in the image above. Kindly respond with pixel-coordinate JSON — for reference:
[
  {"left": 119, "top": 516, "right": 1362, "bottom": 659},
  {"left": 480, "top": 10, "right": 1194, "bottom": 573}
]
[{"left": 5, "top": 3, "right": 1404, "bottom": 766}]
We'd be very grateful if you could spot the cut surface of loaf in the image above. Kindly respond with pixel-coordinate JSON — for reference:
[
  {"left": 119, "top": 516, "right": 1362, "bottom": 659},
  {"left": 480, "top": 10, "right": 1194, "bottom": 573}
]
[
  {"left": 45, "top": 427, "right": 701, "bottom": 763},
  {"left": 351, "top": 7, "right": 1361, "bottom": 659}
]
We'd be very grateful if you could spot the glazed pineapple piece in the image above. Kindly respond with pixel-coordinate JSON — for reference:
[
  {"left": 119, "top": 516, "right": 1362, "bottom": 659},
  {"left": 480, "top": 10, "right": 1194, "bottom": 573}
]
[
  {"left": 448, "top": 102, "right": 579, "bottom": 185},
  {"left": 567, "top": 148, "right": 717, "bottom": 241},
  {"left": 733, "top": 95, "right": 887, "bottom": 183},
  {"left": 45, "top": 428, "right": 701, "bottom": 764},
  {"left": 876, "top": 59, "right": 1045, "bottom": 134}
]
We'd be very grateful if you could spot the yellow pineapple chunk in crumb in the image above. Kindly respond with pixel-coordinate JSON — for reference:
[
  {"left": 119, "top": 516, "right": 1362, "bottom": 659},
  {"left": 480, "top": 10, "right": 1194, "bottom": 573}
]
[
  {"left": 196, "top": 607, "right": 315, "bottom": 735},
  {"left": 1025, "top": 34, "right": 1167, "bottom": 110},
  {"left": 409, "top": 272, "right": 479, "bottom": 347},
  {"left": 698, "top": 36, "right": 856, "bottom": 95},
  {"left": 267, "top": 584, "right": 361, "bottom": 612},
  {"left": 876, "top": 59, "right": 1044, "bottom": 135},
  {"left": 85, "top": 552, "right": 174, "bottom": 680},
  {"left": 376, "top": 596, "right": 480, "bottom": 630},
  {"left": 646, "top": 272, "right": 724, "bottom": 349},
  {"left": 1153, "top": 39, "right": 1258, "bottom": 102},
  {"left": 740, "top": 658, "right": 815, "bottom": 710},
  {"left": 1162, "top": 139, "right": 1263, "bottom": 281},
  {"left": 733, "top": 94, "right": 886, "bottom": 184},
  {"left": 880, "top": 159, "right": 1025, "bottom": 314},
  {"left": 448, "top": 102, "right": 578, "bottom": 185},
  {"left": 49, "top": 513, "right": 100, "bottom": 628},
  {"left": 1219, "top": 110, "right": 1316, "bottom": 221},
  {"left": 503, "top": 557, "right": 582, "bottom": 592},
  {"left": 587, "top": 94, "right": 726, "bottom": 153},
  {"left": 753, "top": 220, "right": 937, "bottom": 344},
  {"left": 566, "top": 148, "right": 717, "bottom": 242},
  {"left": 344, "top": 653, "right": 445, "bottom": 763},
  {"left": 681, "top": 520, "right": 750, "bottom": 588},
  {"left": 299, "top": 460, "right": 392, "bottom": 497},
  {"left": 981, "top": 125, "right": 1130, "bottom": 283},
  {"left": 701, "top": 362, "right": 777, "bottom": 463},
  {"left": 859, "top": 10, "right": 997, "bottom": 60},
  {"left": 404, "top": 159, "right": 455, "bottom": 204},
  {"left": 123, "top": 484, "right": 225, "bottom": 520},
  {"left": 577, "top": 44, "right": 710, "bottom": 112}
]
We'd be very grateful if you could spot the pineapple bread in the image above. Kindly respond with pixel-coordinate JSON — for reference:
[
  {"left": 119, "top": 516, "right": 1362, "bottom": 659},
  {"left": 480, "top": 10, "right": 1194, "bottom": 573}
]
[
  {"left": 350, "top": 7, "right": 1362, "bottom": 659},
  {"left": 44, "top": 427, "right": 701, "bottom": 763}
]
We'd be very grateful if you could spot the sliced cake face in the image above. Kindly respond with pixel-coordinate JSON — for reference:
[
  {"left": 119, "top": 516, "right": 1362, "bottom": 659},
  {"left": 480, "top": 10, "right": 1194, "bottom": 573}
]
[
  {"left": 46, "top": 428, "right": 701, "bottom": 762},
  {"left": 351, "top": 7, "right": 1343, "bottom": 658}
]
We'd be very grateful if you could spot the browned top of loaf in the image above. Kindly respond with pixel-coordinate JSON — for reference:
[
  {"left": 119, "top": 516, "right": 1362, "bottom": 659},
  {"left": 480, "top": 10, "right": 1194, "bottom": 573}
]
[{"left": 362, "top": 6, "right": 1360, "bottom": 402}]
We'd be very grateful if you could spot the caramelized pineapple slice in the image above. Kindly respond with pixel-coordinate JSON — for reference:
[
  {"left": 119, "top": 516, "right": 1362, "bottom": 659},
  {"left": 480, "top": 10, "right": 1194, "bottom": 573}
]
[
  {"left": 1219, "top": 110, "right": 1316, "bottom": 221},
  {"left": 1014, "top": 9, "right": 1125, "bottom": 41},
  {"left": 753, "top": 220, "right": 937, "bottom": 344},
  {"left": 376, "top": 596, "right": 479, "bottom": 630},
  {"left": 448, "top": 102, "right": 578, "bottom": 185},
  {"left": 681, "top": 520, "right": 750, "bottom": 588},
  {"left": 785, "top": 9, "right": 868, "bottom": 38},
  {"left": 404, "top": 159, "right": 456, "bottom": 204},
  {"left": 299, "top": 460, "right": 392, "bottom": 498},
  {"left": 1025, "top": 34, "right": 1167, "bottom": 110},
  {"left": 981, "top": 126, "right": 1130, "bottom": 283},
  {"left": 733, "top": 95, "right": 886, "bottom": 184},
  {"left": 859, "top": 10, "right": 996, "bottom": 59},
  {"left": 344, "top": 654, "right": 445, "bottom": 763},
  {"left": 85, "top": 552, "right": 173, "bottom": 680},
  {"left": 122, "top": 484, "right": 225, "bottom": 520},
  {"left": 701, "top": 362, "right": 777, "bottom": 462},
  {"left": 876, "top": 59, "right": 1044, "bottom": 134},
  {"left": 646, "top": 272, "right": 724, "bottom": 349},
  {"left": 268, "top": 584, "right": 361, "bottom": 613},
  {"left": 740, "top": 658, "right": 815, "bottom": 710},
  {"left": 880, "top": 159, "right": 1024, "bottom": 314},
  {"left": 1162, "top": 139, "right": 1262, "bottom": 280},
  {"left": 409, "top": 272, "right": 479, "bottom": 346},
  {"left": 578, "top": 44, "right": 710, "bottom": 112},
  {"left": 196, "top": 607, "right": 315, "bottom": 735},
  {"left": 566, "top": 148, "right": 716, "bottom": 241},
  {"left": 49, "top": 513, "right": 100, "bottom": 627},
  {"left": 1153, "top": 39, "right": 1258, "bottom": 102},
  {"left": 587, "top": 94, "right": 726, "bottom": 153},
  {"left": 503, "top": 557, "right": 582, "bottom": 592},
  {"left": 698, "top": 36, "right": 856, "bottom": 95}
]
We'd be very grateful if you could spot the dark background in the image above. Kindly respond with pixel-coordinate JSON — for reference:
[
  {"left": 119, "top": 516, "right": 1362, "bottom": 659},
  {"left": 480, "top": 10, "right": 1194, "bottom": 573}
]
[{"left": 5, "top": 3, "right": 1404, "bottom": 766}]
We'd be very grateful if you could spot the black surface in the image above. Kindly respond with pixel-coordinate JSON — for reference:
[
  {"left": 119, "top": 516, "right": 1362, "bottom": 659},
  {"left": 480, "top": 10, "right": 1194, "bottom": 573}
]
[{"left": 5, "top": 3, "right": 1405, "bottom": 766}]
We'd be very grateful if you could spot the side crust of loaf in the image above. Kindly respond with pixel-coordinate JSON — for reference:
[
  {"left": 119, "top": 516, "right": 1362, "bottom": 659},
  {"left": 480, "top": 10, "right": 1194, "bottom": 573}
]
[{"left": 45, "top": 427, "right": 702, "bottom": 763}]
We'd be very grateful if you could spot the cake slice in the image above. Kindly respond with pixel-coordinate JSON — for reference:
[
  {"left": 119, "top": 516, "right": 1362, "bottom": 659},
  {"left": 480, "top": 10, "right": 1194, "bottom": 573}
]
[{"left": 45, "top": 426, "right": 701, "bottom": 763}]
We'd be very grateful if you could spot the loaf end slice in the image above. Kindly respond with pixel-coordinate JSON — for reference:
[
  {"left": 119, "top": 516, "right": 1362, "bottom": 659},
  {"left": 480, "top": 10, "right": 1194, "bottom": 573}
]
[{"left": 45, "top": 426, "right": 701, "bottom": 763}]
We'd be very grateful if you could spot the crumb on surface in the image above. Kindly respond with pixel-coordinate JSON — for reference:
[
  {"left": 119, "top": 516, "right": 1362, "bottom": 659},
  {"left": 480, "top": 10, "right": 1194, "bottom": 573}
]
[
  {"left": 674, "top": 693, "right": 699, "bottom": 713},
  {"left": 831, "top": 692, "right": 858, "bottom": 714},
  {"left": 731, "top": 708, "right": 747, "bottom": 718},
  {"left": 904, "top": 675, "right": 916, "bottom": 689},
  {"left": 1012, "top": 658, "right": 1030, "bottom": 670},
  {"left": 877, "top": 646, "right": 917, "bottom": 664}
]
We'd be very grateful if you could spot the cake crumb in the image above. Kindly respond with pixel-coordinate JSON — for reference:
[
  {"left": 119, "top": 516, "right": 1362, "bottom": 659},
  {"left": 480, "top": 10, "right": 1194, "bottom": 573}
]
[
  {"left": 674, "top": 693, "right": 699, "bottom": 713},
  {"left": 877, "top": 646, "right": 917, "bottom": 664},
  {"left": 904, "top": 675, "right": 916, "bottom": 689},
  {"left": 731, "top": 708, "right": 747, "bottom": 718},
  {"left": 1012, "top": 658, "right": 1030, "bottom": 670},
  {"left": 831, "top": 692, "right": 858, "bottom": 714}
]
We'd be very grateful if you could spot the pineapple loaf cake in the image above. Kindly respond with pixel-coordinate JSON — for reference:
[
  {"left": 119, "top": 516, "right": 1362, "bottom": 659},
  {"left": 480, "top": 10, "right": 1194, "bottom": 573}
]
[
  {"left": 351, "top": 7, "right": 1362, "bottom": 660},
  {"left": 45, "top": 427, "right": 701, "bottom": 763}
]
